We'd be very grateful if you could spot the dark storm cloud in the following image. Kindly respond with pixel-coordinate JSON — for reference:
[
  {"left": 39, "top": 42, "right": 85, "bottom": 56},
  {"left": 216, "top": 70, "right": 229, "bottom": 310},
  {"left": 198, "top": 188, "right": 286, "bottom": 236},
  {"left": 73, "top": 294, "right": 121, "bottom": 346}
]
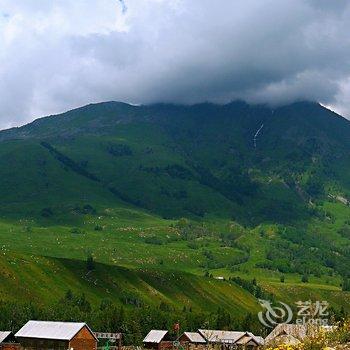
[{"left": 0, "top": 0, "right": 350, "bottom": 128}]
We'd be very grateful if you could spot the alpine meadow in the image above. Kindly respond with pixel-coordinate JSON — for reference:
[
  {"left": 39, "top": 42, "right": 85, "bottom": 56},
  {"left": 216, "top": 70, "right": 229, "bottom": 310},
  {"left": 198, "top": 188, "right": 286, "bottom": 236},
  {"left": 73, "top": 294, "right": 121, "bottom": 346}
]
[{"left": 0, "top": 100, "right": 349, "bottom": 336}]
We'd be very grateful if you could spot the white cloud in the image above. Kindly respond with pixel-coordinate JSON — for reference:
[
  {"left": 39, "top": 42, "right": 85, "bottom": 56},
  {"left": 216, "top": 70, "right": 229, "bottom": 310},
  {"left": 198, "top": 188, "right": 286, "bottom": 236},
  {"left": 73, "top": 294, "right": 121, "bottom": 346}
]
[{"left": 0, "top": 0, "right": 350, "bottom": 128}]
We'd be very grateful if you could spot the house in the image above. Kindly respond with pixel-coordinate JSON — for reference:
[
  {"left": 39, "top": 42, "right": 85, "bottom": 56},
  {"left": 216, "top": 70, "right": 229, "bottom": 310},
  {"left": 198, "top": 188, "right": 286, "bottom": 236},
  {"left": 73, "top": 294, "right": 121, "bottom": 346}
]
[
  {"left": 0, "top": 332, "right": 20, "bottom": 350},
  {"left": 264, "top": 324, "right": 308, "bottom": 346},
  {"left": 235, "top": 333, "right": 263, "bottom": 348},
  {"left": 15, "top": 320, "right": 98, "bottom": 350},
  {"left": 143, "top": 330, "right": 172, "bottom": 350},
  {"left": 179, "top": 332, "right": 206, "bottom": 348},
  {"left": 265, "top": 323, "right": 335, "bottom": 347},
  {"left": 198, "top": 329, "right": 263, "bottom": 348}
]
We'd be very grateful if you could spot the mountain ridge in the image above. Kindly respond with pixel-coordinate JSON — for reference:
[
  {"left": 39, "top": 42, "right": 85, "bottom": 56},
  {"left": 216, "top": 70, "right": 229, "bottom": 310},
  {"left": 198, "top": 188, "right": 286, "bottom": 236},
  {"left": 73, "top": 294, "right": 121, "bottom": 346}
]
[{"left": 1, "top": 100, "right": 348, "bottom": 140}]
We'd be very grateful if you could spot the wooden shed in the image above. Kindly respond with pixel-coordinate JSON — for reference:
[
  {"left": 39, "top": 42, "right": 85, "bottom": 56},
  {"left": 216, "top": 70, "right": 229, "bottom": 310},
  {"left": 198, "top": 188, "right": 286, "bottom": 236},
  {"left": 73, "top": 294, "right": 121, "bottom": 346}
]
[
  {"left": 198, "top": 329, "right": 264, "bottom": 349},
  {"left": 264, "top": 324, "right": 308, "bottom": 347},
  {"left": 15, "top": 320, "right": 98, "bottom": 350},
  {"left": 143, "top": 330, "right": 172, "bottom": 350},
  {"left": 179, "top": 332, "right": 206, "bottom": 350}
]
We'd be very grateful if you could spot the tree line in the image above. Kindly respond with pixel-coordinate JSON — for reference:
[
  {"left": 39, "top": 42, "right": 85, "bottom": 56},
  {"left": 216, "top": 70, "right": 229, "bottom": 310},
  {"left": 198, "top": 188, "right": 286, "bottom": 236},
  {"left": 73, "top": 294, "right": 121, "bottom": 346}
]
[{"left": 0, "top": 290, "right": 265, "bottom": 345}]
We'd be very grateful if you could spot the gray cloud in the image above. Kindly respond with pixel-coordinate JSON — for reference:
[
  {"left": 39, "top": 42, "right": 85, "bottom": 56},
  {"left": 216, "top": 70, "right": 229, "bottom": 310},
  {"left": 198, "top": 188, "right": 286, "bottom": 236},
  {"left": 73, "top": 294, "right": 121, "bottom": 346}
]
[{"left": 0, "top": 0, "right": 350, "bottom": 128}]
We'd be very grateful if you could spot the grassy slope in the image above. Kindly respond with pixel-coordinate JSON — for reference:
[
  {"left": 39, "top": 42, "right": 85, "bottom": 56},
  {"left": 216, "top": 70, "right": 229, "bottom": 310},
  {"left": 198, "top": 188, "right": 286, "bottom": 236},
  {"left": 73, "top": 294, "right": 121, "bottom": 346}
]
[
  {"left": 1, "top": 199, "right": 350, "bottom": 312},
  {"left": 0, "top": 252, "right": 259, "bottom": 314},
  {"left": 261, "top": 280, "right": 350, "bottom": 311}
]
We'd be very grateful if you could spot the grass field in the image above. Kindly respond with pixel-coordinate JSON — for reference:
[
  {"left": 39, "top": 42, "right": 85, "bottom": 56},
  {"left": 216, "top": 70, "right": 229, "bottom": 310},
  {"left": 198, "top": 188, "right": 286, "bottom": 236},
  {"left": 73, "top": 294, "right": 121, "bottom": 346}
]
[{"left": 1, "top": 199, "right": 349, "bottom": 314}]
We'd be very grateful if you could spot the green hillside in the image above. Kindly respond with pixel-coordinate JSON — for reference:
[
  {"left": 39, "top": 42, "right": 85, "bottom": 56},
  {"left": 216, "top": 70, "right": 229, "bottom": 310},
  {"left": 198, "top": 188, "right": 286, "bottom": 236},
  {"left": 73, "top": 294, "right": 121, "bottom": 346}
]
[
  {"left": 0, "top": 100, "right": 350, "bottom": 324},
  {"left": 0, "top": 252, "right": 260, "bottom": 314}
]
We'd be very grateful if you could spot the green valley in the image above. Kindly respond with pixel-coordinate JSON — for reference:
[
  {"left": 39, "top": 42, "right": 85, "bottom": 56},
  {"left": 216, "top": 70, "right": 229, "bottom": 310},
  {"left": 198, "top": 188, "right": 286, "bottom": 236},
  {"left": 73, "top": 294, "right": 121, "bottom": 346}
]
[{"left": 0, "top": 100, "right": 350, "bottom": 328}]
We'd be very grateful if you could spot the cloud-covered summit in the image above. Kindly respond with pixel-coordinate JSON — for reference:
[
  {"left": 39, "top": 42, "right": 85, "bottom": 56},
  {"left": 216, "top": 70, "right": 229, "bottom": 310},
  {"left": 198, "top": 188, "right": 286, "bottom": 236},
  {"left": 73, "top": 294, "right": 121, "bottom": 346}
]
[{"left": 1, "top": 0, "right": 350, "bottom": 128}]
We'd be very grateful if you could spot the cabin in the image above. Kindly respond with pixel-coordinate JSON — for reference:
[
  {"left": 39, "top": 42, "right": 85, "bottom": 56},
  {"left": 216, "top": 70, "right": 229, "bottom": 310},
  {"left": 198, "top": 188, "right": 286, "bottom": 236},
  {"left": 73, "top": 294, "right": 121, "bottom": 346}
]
[
  {"left": 179, "top": 332, "right": 206, "bottom": 349},
  {"left": 0, "top": 332, "right": 20, "bottom": 350},
  {"left": 264, "top": 323, "right": 335, "bottom": 347},
  {"left": 264, "top": 324, "right": 308, "bottom": 346},
  {"left": 143, "top": 330, "right": 172, "bottom": 350},
  {"left": 198, "top": 329, "right": 264, "bottom": 349},
  {"left": 235, "top": 333, "right": 263, "bottom": 348},
  {"left": 15, "top": 320, "right": 98, "bottom": 350}
]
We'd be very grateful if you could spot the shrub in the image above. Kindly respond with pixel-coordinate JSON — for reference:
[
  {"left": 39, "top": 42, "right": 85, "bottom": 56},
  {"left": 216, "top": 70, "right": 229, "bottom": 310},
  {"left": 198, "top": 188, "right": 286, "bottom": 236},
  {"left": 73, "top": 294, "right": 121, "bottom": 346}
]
[
  {"left": 187, "top": 241, "right": 199, "bottom": 249},
  {"left": 301, "top": 274, "right": 309, "bottom": 283},
  {"left": 70, "top": 227, "right": 85, "bottom": 234},
  {"left": 144, "top": 236, "right": 163, "bottom": 245},
  {"left": 86, "top": 254, "right": 95, "bottom": 271},
  {"left": 342, "top": 277, "right": 350, "bottom": 291},
  {"left": 41, "top": 207, "right": 53, "bottom": 217}
]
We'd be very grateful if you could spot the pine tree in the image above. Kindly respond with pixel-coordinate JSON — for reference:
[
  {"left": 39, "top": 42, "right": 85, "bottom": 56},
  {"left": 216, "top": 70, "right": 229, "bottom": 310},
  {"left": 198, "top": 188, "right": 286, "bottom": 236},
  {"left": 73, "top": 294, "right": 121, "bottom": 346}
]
[
  {"left": 86, "top": 253, "right": 95, "bottom": 271},
  {"left": 342, "top": 277, "right": 350, "bottom": 291}
]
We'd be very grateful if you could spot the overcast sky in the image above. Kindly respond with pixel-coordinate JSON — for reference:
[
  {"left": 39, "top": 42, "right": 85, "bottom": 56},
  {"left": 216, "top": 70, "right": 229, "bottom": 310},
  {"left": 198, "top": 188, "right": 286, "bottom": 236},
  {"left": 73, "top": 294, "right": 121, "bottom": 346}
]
[{"left": 0, "top": 0, "right": 350, "bottom": 129}]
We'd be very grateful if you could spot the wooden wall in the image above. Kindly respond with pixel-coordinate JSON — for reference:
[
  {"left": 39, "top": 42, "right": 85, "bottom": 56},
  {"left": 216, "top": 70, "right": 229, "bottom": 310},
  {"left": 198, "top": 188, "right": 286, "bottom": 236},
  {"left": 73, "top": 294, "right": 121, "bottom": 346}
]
[
  {"left": 0, "top": 344, "right": 21, "bottom": 350},
  {"left": 15, "top": 338, "right": 68, "bottom": 350},
  {"left": 69, "top": 325, "right": 97, "bottom": 350}
]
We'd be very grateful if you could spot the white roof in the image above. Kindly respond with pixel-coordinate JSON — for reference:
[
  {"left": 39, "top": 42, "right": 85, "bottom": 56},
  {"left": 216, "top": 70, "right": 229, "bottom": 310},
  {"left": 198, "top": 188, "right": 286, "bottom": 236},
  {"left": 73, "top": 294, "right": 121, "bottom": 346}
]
[
  {"left": 198, "top": 330, "right": 263, "bottom": 345},
  {"left": 183, "top": 332, "right": 206, "bottom": 343},
  {"left": 0, "top": 332, "right": 12, "bottom": 343},
  {"left": 15, "top": 321, "right": 96, "bottom": 341},
  {"left": 143, "top": 330, "right": 168, "bottom": 343},
  {"left": 198, "top": 330, "right": 246, "bottom": 343}
]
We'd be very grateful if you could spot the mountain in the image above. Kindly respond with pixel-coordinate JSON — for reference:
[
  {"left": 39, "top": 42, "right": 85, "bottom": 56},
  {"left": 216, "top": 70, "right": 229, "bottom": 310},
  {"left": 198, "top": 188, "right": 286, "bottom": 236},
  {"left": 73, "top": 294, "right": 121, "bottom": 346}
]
[
  {"left": 1, "top": 101, "right": 349, "bottom": 221},
  {"left": 0, "top": 100, "right": 350, "bottom": 315}
]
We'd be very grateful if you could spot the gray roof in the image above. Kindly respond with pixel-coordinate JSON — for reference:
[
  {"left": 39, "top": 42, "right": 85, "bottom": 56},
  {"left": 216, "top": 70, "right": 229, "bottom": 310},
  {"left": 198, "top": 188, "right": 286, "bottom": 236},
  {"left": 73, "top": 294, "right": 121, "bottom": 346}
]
[
  {"left": 15, "top": 321, "right": 97, "bottom": 341},
  {"left": 254, "top": 336, "right": 265, "bottom": 345},
  {"left": 198, "top": 330, "right": 263, "bottom": 345},
  {"left": 236, "top": 333, "right": 264, "bottom": 346},
  {"left": 198, "top": 330, "right": 246, "bottom": 344},
  {"left": 265, "top": 324, "right": 307, "bottom": 344},
  {"left": 183, "top": 332, "right": 206, "bottom": 343},
  {"left": 265, "top": 324, "right": 333, "bottom": 346},
  {"left": 0, "top": 332, "right": 12, "bottom": 343},
  {"left": 143, "top": 330, "right": 168, "bottom": 343}
]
